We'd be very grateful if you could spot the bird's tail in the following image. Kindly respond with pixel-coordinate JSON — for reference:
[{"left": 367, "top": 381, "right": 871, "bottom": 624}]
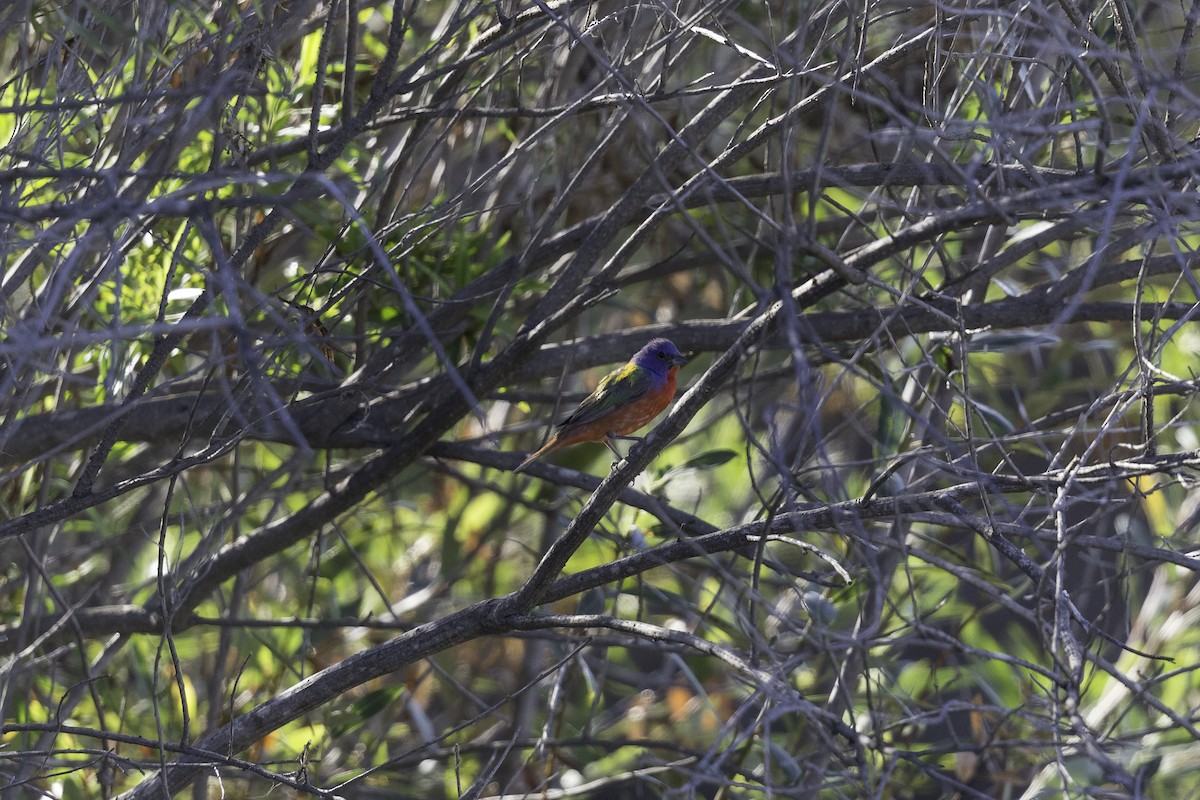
[{"left": 513, "top": 436, "right": 561, "bottom": 473}]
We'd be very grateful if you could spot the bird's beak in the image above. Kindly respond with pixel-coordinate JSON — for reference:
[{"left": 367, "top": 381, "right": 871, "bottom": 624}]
[{"left": 672, "top": 353, "right": 688, "bottom": 367}]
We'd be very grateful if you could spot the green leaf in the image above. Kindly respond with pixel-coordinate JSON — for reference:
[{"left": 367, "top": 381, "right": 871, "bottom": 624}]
[{"left": 678, "top": 449, "right": 739, "bottom": 470}]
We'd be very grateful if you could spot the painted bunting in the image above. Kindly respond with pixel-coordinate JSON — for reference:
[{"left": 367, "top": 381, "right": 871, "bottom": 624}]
[{"left": 514, "top": 338, "right": 688, "bottom": 472}]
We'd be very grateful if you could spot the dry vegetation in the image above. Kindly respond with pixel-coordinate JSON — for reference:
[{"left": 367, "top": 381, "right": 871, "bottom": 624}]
[{"left": 4, "top": 0, "right": 1200, "bottom": 797}]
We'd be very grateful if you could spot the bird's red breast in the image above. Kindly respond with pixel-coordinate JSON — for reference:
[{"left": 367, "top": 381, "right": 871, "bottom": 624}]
[
  {"left": 602, "top": 364, "right": 679, "bottom": 435},
  {"left": 543, "top": 365, "right": 679, "bottom": 448}
]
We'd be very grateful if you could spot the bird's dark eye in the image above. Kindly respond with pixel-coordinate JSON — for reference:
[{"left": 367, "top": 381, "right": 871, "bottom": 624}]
[{"left": 658, "top": 352, "right": 667, "bottom": 359}]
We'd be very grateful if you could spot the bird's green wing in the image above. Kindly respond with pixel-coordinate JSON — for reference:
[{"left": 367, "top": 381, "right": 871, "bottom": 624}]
[{"left": 557, "top": 363, "right": 653, "bottom": 430}]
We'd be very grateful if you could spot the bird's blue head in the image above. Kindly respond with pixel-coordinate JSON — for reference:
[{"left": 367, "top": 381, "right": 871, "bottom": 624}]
[{"left": 632, "top": 338, "right": 687, "bottom": 375}]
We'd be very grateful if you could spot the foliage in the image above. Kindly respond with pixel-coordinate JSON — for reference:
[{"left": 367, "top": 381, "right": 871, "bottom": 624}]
[{"left": 3, "top": 0, "right": 1200, "bottom": 797}]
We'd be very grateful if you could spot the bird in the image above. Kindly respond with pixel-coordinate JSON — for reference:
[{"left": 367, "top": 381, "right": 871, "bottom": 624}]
[{"left": 514, "top": 338, "right": 688, "bottom": 473}]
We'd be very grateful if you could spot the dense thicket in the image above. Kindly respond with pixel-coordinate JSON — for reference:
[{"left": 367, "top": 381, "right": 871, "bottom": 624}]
[{"left": 4, "top": 0, "right": 1200, "bottom": 797}]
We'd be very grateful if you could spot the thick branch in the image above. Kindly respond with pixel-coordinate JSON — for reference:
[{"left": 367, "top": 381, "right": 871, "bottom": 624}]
[{"left": 4, "top": 293, "right": 1192, "bottom": 472}]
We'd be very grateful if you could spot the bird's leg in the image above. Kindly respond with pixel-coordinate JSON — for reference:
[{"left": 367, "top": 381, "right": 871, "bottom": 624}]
[
  {"left": 603, "top": 434, "right": 624, "bottom": 470},
  {"left": 613, "top": 434, "right": 646, "bottom": 459}
]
